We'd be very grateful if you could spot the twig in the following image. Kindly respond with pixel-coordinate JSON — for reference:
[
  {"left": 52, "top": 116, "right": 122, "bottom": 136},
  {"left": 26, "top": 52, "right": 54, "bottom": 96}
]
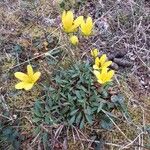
[
  {"left": 134, "top": 50, "right": 150, "bottom": 70},
  {"left": 54, "top": 124, "right": 64, "bottom": 139},
  {"left": 30, "top": 131, "right": 41, "bottom": 145},
  {"left": 101, "top": 109, "right": 132, "bottom": 143},
  {"left": 0, "top": 113, "right": 12, "bottom": 120},
  {"left": 4, "top": 44, "right": 66, "bottom": 72},
  {"left": 73, "top": 126, "right": 85, "bottom": 149},
  {"left": 120, "top": 132, "right": 144, "bottom": 150}
]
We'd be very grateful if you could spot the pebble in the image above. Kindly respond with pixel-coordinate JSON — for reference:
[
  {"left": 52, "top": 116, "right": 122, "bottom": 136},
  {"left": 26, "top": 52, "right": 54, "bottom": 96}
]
[
  {"left": 110, "top": 62, "right": 119, "bottom": 70},
  {"left": 113, "top": 58, "right": 133, "bottom": 67},
  {"left": 140, "top": 80, "right": 145, "bottom": 85},
  {"left": 129, "top": 56, "right": 135, "bottom": 61},
  {"left": 108, "top": 50, "right": 127, "bottom": 60}
]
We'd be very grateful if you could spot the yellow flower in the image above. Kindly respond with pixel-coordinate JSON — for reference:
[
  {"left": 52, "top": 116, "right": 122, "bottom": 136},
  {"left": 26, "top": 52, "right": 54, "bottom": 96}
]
[
  {"left": 70, "top": 35, "right": 79, "bottom": 45},
  {"left": 91, "top": 49, "right": 98, "bottom": 58},
  {"left": 14, "top": 65, "right": 41, "bottom": 91},
  {"left": 94, "top": 68, "right": 114, "bottom": 84},
  {"left": 93, "top": 54, "right": 112, "bottom": 70},
  {"left": 62, "top": 10, "right": 83, "bottom": 33},
  {"left": 80, "top": 17, "right": 93, "bottom": 36}
]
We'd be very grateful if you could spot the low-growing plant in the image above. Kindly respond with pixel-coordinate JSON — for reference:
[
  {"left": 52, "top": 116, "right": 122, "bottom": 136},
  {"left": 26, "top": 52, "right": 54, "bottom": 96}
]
[
  {"left": 0, "top": 104, "right": 23, "bottom": 150},
  {"left": 0, "top": 125, "right": 22, "bottom": 150},
  {"left": 32, "top": 61, "right": 128, "bottom": 129}
]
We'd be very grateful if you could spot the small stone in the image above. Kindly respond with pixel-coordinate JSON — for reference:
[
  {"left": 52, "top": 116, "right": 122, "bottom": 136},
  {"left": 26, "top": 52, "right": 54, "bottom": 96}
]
[
  {"left": 130, "top": 57, "right": 135, "bottom": 61},
  {"left": 108, "top": 54, "right": 115, "bottom": 60},
  {"left": 13, "top": 115, "right": 17, "bottom": 119},
  {"left": 108, "top": 50, "right": 127, "bottom": 60},
  {"left": 115, "top": 50, "right": 127, "bottom": 58},
  {"left": 140, "top": 80, "right": 145, "bottom": 85},
  {"left": 113, "top": 58, "right": 133, "bottom": 67},
  {"left": 110, "top": 62, "right": 119, "bottom": 70}
]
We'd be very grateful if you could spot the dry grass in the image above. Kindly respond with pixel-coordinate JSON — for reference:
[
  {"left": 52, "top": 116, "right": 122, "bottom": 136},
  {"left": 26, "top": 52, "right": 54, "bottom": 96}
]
[{"left": 0, "top": 0, "right": 150, "bottom": 149}]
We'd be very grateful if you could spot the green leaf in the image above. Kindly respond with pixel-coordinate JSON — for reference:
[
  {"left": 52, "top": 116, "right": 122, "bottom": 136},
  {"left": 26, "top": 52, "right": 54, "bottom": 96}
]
[
  {"left": 33, "top": 100, "right": 43, "bottom": 117},
  {"left": 72, "top": 73, "right": 79, "bottom": 78},
  {"left": 100, "top": 116, "right": 113, "bottom": 130},
  {"left": 85, "top": 115, "right": 93, "bottom": 125},
  {"left": 111, "top": 94, "right": 124, "bottom": 103},
  {"left": 34, "top": 100, "right": 42, "bottom": 109},
  {"left": 69, "top": 115, "right": 76, "bottom": 125},
  {"left": 70, "top": 109, "right": 79, "bottom": 116},
  {"left": 42, "top": 132, "right": 48, "bottom": 144},
  {"left": 44, "top": 116, "right": 51, "bottom": 124},
  {"left": 14, "top": 44, "right": 22, "bottom": 53},
  {"left": 145, "top": 125, "right": 150, "bottom": 134},
  {"left": 97, "top": 102, "right": 104, "bottom": 113},
  {"left": 85, "top": 106, "right": 92, "bottom": 115},
  {"left": 80, "top": 117, "right": 85, "bottom": 129},
  {"left": 2, "top": 128, "right": 11, "bottom": 136},
  {"left": 107, "top": 102, "right": 115, "bottom": 109},
  {"left": 80, "top": 85, "right": 88, "bottom": 93},
  {"left": 32, "top": 117, "right": 41, "bottom": 123},
  {"left": 76, "top": 112, "right": 82, "bottom": 124},
  {"left": 111, "top": 94, "right": 131, "bottom": 121},
  {"left": 48, "top": 87, "right": 55, "bottom": 91},
  {"left": 33, "top": 109, "right": 42, "bottom": 117},
  {"left": 75, "top": 90, "right": 82, "bottom": 99},
  {"left": 67, "top": 93, "right": 72, "bottom": 101},
  {"left": 101, "top": 89, "right": 108, "bottom": 98},
  {"left": 33, "top": 127, "right": 41, "bottom": 136}
]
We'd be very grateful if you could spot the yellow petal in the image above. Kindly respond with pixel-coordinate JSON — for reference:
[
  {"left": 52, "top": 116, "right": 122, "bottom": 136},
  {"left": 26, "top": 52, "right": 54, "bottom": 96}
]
[
  {"left": 15, "top": 81, "right": 34, "bottom": 90},
  {"left": 70, "top": 35, "right": 79, "bottom": 45},
  {"left": 93, "top": 64, "right": 99, "bottom": 70},
  {"left": 15, "top": 82, "right": 26, "bottom": 89},
  {"left": 80, "top": 17, "right": 93, "bottom": 36},
  {"left": 106, "top": 70, "right": 114, "bottom": 81},
  {"left": 102, "top": 61, "right": 112, "bottom": 68},
  {"left": 95, "top": 57, "right": 100, "bottom": 66},
  {"left": 93, "top": 70, "right": 104, "bottom": 84},
  {"left": 65, "top": 11, "right": 74, "bottom": 29},
  {"left": 80, "top": 20, "right": 86, "bottom": 31},
  {"left": 93, "top": 70, "right": 100, "bottom": 79},
  {"left": 99, "top": 54, "right": 107, "bottom": 66},
  {"left": 69, "top": 16, "right": 84, "bottom": 32},
  {"left": 101, "top": 67, "right": 108, "bottom": 74},
  {"left": 24, "top": 83, "right": 34, "bottom": 90},
  {"left": 80, "top": 18, "right": 85, "bottom": 27},
  {"left": 27, "top": 65, "right": 34, "bottom": 77},
  {"left": 91, "top": 49, "right": 98, "bottom": 57},
  {"left": 62, "top": 10, "right": 66, "bottom": 23},
  {"left": 14, "top": 72, "right": 29, "bottom": 81},
  {"left": 81, "top": 26, "right": 90, "bottom": 36},
  {"left": 74, "top": 16, "right": 84, "bottom": 28},
  {"left": 67, "top": 11, "right": 74, "bottom": 22},
  {"left": 86, "top": 17, "right": 93, "bottom": 30},
  {"left": 97, "top": 79, "right": 104, "bottom": 84},
  {"left": 67, "top": 26, "right": 77, "bottom": 32},
  {"left": 94, "top": 68, "right": 114, "bottom": 85},
  {"left": 33, "top": 72, "right": 41, "bottom": 82}
]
